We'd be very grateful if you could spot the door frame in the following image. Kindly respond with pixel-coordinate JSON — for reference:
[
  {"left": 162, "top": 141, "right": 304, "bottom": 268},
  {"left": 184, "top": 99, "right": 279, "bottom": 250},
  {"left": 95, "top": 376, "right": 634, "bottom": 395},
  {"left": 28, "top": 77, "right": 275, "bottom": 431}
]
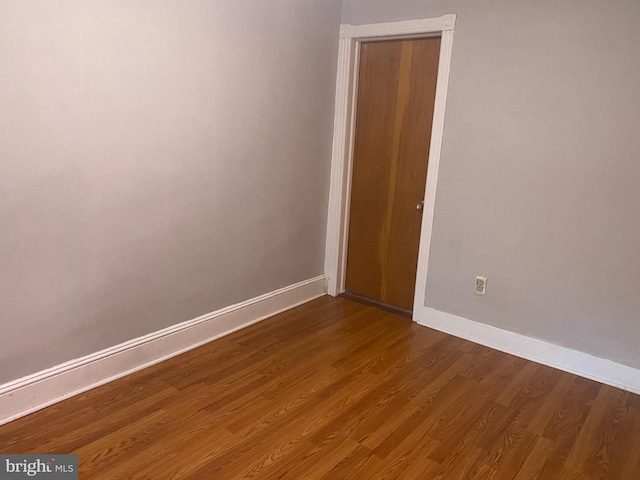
[{"left": 324, "top": 15, "right": 457, "bottom": 316}]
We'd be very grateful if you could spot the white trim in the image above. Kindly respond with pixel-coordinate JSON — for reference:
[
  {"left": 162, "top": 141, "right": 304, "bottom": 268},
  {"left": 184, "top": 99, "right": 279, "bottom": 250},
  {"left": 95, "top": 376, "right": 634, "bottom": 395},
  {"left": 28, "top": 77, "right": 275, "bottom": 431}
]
[
  {"left": 324, "top": 15, "right": 457, "bottom": 300},
  {"left": 325, "top": 35, "right": 356, "bottom": 296},
  {"left": 413, "top": 27, "right": 456, "bottom": 314},
  {"left": 415, "top": 307, "right": 640, "bottom": 395},
  {"left": 340, "top": 15, "right": 456, "bottom": 40},
  {"left": 0, "top": 276, "right": 326, "bottom": 425}
]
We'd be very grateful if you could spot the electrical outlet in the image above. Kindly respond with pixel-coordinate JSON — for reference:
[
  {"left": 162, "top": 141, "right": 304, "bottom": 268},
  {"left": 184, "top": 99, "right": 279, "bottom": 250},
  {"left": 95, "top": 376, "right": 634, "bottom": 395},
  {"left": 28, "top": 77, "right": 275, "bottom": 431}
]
[{"left": 475, "top": 276, "right": 487, "bottom": 295}]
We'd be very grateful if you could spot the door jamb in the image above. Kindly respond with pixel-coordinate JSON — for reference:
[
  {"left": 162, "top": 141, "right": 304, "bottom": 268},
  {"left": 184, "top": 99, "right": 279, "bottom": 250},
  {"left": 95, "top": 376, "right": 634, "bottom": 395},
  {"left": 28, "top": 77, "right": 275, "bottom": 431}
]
[{"left": 324, "top": 15, "right": 457, "bottom": 316}]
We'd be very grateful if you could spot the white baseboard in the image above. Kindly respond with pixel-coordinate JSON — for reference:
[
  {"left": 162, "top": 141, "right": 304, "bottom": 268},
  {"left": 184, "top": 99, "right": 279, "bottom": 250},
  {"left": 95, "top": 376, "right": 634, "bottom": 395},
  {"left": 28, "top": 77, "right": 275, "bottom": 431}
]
[
  {"left": 415, "top": 307, "right": 640, "bottom": 395},
  {"left": 0, "top": 276, "right": 326, "bottom": 426}
]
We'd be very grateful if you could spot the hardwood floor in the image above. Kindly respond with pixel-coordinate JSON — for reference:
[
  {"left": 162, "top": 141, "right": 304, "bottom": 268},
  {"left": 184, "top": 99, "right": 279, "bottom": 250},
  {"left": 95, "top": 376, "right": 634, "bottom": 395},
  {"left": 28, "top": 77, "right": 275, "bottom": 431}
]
[{"left": 1, "top": 295, "right": 639, "bottom": 479}]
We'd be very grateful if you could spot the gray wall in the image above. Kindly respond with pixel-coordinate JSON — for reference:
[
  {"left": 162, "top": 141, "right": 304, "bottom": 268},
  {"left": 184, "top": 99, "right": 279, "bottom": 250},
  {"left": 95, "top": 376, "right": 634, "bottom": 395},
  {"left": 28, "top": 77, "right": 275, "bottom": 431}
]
[
  {"left": 0, "top": 0, "right": 341, "bottom": 383},
  {"left": 343, "top": 1, "right": 640, "bottom": 368}
]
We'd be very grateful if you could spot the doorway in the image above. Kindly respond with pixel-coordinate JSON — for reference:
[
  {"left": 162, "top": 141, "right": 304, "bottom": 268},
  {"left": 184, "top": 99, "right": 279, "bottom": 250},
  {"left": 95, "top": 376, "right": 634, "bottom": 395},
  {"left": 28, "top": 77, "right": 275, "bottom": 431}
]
[
  {"left": 344, "top": 37, "right": 441, "bottom": 315},
  {"left": 324, "top": 15, "right": 456, "bottom": 320}
]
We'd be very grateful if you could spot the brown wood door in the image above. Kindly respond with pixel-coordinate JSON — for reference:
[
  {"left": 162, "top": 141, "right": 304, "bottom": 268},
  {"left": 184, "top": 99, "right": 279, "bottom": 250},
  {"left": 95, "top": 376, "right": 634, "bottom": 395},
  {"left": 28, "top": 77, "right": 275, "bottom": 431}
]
[{"left": 345, "top": 37, "right": 441, "bottom": 312}]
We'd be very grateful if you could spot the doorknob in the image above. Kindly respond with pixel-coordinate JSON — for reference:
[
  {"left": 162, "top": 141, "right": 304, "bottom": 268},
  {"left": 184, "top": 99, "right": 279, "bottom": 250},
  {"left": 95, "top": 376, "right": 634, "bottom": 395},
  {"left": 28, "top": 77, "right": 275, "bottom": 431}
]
[{"left": 416, "top": 201, "right": 424, "bottom": 211}]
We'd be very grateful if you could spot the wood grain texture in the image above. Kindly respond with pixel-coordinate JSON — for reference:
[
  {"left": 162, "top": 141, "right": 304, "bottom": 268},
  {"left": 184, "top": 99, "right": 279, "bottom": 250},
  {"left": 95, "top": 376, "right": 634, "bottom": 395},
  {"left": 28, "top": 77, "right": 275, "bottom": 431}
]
[
  {"left": 345, "top": 37, "right": 440, "bottom": 311},
  {"left": 1, "top": 296, "right": 639, "bottom": 479}
]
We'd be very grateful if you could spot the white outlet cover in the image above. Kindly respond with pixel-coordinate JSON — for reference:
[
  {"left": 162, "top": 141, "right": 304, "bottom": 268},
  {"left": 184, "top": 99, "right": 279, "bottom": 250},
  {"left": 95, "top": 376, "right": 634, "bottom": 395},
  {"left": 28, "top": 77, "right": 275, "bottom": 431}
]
[{"left": 475, "top": 276, "right": 487, "bottom": 295}]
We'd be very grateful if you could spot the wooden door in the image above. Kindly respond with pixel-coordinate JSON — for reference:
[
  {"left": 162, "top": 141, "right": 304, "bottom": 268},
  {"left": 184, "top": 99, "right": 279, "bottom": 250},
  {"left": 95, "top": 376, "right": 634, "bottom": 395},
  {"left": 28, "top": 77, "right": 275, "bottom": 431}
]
[{"left": 345, "top": 37, "right": 441, "bottom": 313}]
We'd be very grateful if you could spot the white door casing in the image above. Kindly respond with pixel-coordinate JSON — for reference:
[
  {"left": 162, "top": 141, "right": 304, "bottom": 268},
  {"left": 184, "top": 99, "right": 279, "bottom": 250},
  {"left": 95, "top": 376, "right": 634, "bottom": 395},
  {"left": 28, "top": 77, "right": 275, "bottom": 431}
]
[{"left": 324, "top": 15, "right": 456, "bottom": 317}]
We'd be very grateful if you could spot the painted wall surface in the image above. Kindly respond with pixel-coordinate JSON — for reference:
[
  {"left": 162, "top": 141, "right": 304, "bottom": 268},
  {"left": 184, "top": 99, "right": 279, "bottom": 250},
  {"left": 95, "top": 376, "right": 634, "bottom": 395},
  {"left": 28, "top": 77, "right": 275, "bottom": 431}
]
[
  {"left": 342, "top": 1, "right": 640, "bottom": 367},
  {"left": 0, "top": 0, "right": 341, "bottom": 383}
]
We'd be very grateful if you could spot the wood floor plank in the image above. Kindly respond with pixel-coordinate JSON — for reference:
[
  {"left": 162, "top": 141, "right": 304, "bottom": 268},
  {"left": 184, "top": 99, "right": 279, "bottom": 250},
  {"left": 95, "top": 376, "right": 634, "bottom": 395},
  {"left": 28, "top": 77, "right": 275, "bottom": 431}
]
[
  {"left": 427, "top": 352, "right": 530, "bottom": 444},
  {"left": 87, "top": 410, "right": 229, "bottom": 480},
  {"left": 512, "top": 435, "right": 555, "bottom": 480},
  {"left": 530, "top": 376, "right": 602, "bottom": 478},
  {"left": 526, "top": 371, "right": 577, "bottom": 436},
  {"left": 358, "top": 353, "right": 478, "bottom": 452},
  {"left": 562, "top": 384, "right": 631, "bottom": 479},
  {"left": 368, "top": 374, "right": 475, "bottom": 458},
  {"left": 1, "top": 295, "right": 639, "bottom": 479},
  {"left": 620, "top": 406, "right": 640, "bottom": 480}
]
